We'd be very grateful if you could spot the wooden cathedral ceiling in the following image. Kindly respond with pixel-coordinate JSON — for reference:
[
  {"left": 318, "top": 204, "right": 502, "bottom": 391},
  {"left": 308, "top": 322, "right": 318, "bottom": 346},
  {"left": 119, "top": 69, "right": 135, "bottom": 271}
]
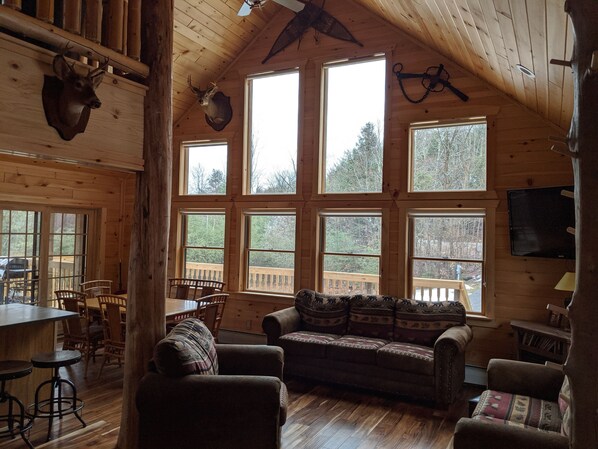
[{"left": 173, "top": 0, "right": 573, "bottom": 130}]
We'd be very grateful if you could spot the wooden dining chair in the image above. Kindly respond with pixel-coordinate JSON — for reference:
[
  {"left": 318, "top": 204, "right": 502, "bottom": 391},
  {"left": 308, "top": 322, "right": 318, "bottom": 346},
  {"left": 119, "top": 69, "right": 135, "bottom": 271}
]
[
  {"left": 97, "top": 294, "right": 127, "bottom": 378},
  {"left": 195, "top": 279, "right": 226, "bottom": 298},
  {"left": 168, "top": 278, "right": 200, "bottom": 300},
  {"left": 55, "top": 290, "right": 104, "bottom": 378},
  {"left": 197, "top": 293, "right": 228, "bottom": 341},
  {"left": 165, "top": 309, "right": 202, "bottom": 333},
  {"left": 80, "top": 279, "right": 112, "bottom": 298}
]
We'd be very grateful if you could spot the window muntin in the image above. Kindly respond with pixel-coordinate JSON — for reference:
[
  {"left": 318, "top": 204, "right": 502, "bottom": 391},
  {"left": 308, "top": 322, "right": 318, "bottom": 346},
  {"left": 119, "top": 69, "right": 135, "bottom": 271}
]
[
  {"left": 410, "top": 121, "right": 487, "bottom": 192},
  {"left": 322, "top": 57, "right": 386, "bottom": 193},
  {"left": 409, "top": 212, "right": 485, "bottom": 314},
  {"left": 247, "top": 71, "right": 299, "bottom": 194},
  {"left": 319, "top": 212, "right": 382, "bottom": 295},
  {"left": 183, "top": 142, "right": 228, "bottom": 195},
  {"left": 182, "top": 211, "right": 226, "bottom": 282},
  {"left": 244, "top": 212, "right": 296, "bottom": 294}
]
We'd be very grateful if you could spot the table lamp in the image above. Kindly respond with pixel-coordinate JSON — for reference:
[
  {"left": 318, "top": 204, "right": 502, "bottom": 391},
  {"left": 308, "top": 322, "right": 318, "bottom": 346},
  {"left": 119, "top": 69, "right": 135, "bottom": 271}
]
[{"left": 554, "top": 272, "right": 576, "bottom": 307}]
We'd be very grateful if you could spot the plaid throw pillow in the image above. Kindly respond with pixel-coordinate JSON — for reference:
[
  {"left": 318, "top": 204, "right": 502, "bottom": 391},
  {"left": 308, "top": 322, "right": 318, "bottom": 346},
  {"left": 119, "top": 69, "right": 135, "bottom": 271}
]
[
  {"left": 394, "top": 299, "right": 466, "bottom": 346},
  {"left": 153, "top": 318, "right": 218, "bottom": 377},
  {"left": 347, "top": 295, "right": 396, "bottom": 340},
  {"left": 294, "top": 289, "right": 350, "bottom": 335}
]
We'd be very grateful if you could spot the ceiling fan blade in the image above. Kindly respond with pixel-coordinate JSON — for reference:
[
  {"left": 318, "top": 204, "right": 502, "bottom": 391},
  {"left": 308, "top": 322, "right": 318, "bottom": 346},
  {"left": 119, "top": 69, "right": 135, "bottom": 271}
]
[
  {"left": 273, "top": 0, "right": 305, "bottom": 13},
  {"left": 238, "top": 2, "right": 252, "bottom": 16}
]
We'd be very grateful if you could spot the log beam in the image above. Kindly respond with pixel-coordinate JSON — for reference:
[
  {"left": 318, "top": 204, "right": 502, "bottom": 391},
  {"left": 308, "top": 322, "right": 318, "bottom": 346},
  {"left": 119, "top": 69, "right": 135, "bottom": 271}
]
[
  {"left": 563, "top": 1, "right": 598, "bottom": 448},
  {"left": 116, "top": 1, "right": 173, "bottom": 448}
]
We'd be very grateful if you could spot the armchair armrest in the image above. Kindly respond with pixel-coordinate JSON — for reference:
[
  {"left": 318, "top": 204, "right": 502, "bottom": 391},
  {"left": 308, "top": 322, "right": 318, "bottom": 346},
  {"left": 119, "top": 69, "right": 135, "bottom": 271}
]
[
  {"left": 487, "top": 359, "right": 564, "bottom": 401},
  {"left": 216, "top": 344, "right": 284, "bottom": 379},
  {"left": 433, "top": 325, "right": 473, "bottom": 407},
  {"left": 137, "top": 372, "right": 284, "bottom": 449},
  {"left": 453, "top": 417, "right": 569, "bottom": 449},
  {"left": 262, "top": 307, "right": 301, "bottom": 346}
]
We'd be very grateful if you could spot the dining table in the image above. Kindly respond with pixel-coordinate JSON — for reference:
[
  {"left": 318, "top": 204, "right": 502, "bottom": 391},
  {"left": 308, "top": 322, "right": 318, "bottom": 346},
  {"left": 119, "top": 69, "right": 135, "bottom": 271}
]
[{"left": 85, "top": 296, "right": 204, "bottom": 319}]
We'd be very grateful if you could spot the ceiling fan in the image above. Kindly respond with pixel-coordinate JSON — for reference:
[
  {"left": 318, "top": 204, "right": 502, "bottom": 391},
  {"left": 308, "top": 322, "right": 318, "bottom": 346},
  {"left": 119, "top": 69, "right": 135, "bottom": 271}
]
[{"left": 238, "top": 0, "right": 305, "bottom": 17}]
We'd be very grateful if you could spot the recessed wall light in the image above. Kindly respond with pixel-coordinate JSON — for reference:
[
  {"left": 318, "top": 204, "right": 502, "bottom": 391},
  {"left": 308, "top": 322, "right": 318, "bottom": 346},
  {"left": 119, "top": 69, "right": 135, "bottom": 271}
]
[{"left": 515, "top": 64, "right": 536, "bottom": 79}]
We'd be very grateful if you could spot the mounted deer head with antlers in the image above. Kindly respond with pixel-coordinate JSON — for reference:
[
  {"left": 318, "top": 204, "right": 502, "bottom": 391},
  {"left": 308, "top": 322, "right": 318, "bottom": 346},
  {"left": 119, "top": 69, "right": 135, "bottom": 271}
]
[
  {"left": 188, "top": 76, "right": 233, "bottom": 132},
  {"left": 42, "top": 52, "right": 108, "bottom": 140}
]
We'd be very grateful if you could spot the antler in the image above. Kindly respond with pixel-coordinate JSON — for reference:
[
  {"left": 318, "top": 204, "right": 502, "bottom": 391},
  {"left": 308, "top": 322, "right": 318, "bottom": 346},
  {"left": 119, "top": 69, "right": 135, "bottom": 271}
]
[
  {"left": 187, "top": 75, "right": 203, "bottom": 96},
  {"left": 89, "top": 56, "right": 109, "bottom": 78}
]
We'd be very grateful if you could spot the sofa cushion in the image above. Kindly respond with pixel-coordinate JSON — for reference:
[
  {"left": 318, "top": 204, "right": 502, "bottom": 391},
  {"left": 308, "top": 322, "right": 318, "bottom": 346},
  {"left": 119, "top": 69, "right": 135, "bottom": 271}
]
[
  {"left": 327, "top": 335, "right": 388, "bottom": 365},
  {"left": 153, "top": 318, "right": 218, "bottom": 377},
  {"left": 279, "top": 331, "right": 340, "bottom": 359},
  {"left": 347, "top": 294, "right": 396, "bottom": 340},
  {"left": 558, "top": 376, "right": 571, "bottom": 437},
  {"left": 295, "top": 289, "right": 350, "bottom": 335},
  {"left": 394, "top": 299, "right": 466, "bottom": 346},
  {"left": 377, "top": 342, "right": 434, "bottom": 376},
  {"left": 472, "top": 389, "right": 562, "bottom": 433}
]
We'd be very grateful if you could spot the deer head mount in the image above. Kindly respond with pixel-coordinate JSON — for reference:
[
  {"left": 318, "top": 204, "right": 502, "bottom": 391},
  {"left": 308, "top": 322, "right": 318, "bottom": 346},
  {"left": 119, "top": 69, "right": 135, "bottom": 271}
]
[
  {"left": 188, "top": 76, "right": 233, "bottom": 132},
  {"left": 42, "top": 53, "right": 108, "bottom": 141}
]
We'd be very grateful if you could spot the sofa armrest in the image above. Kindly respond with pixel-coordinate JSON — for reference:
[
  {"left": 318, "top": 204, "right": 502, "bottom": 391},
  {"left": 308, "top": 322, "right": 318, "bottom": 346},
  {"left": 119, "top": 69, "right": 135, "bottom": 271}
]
[
  {"left": 453, "top": 418, "right": 569, "bottom": 449},
  {"left": 137, "top": 372, "right": 283, "bottom": 449},
  {"left": 433, "top": 325, "right": 473, "bottom": 407},
  {"left": 262, "top": 307, "right": 301, "bottom": 346},
  {"left": 216, "top": 344, "right": 284, "bottom": 380},
  {"left": 487, "top": 359, "right": 564, "bottom": 401}
]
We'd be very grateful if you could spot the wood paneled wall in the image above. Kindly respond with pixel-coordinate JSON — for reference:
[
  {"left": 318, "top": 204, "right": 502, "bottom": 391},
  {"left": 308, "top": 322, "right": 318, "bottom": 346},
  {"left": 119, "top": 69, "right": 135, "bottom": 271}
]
[
  {"left": 172, "top": 0, "right": 573, "bottom": 367},
  {"left": 0, "top": 153, "right": 135, "bottom": 293},
  {"left": 0, "top": 34, "right": 145, "bottom": 171}
]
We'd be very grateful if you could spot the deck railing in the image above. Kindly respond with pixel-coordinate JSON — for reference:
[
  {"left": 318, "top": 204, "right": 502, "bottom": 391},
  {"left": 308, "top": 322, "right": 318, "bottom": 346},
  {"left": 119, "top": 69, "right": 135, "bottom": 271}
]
[{"left": 183, "top": 262, "right": 473, "bottom": 310}]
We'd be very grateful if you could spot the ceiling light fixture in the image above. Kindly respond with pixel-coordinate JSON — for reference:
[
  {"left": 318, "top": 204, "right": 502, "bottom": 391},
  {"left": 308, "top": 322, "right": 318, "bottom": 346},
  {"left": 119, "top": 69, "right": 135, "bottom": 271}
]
[{"left": 515, "top": 64, "right": 536, "bottom": 79}]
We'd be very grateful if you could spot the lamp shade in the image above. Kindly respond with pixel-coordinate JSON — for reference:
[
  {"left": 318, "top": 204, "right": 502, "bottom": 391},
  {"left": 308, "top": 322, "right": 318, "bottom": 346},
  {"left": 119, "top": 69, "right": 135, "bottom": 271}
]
[{"left": 555, "top": 272, "right": 576, "bottom": 292}]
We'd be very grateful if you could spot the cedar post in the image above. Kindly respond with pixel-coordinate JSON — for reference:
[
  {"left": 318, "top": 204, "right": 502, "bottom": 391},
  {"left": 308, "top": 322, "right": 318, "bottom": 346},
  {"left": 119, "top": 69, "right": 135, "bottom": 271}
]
[
  {"left": 83, "top": 0, "right": 102, "bottom": 43},
  {"left": 63, "top": 0, "right": 82, "bottom": 35},
  {"left": 36, "top": 0, "right": 54, "bottom": 23},
  {"left": 2, "top": 0, "right": 21, "bottom": 10},
  {"left": 116, "top": 0, "right": 173, "bottom": 448},
  {"left": 562, "top": 1, "right": 598, "bottom": 448},
  {"left": 127, "top": 0, "right": 141, "bottom": 60}
]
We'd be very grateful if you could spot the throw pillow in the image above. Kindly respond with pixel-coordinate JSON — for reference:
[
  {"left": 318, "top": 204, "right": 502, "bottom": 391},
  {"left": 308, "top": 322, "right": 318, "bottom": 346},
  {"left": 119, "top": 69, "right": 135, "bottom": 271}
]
[
  {"left": 347, "top": 294, "right": 396, "bottom": 340},
  {"left": 153, "top": 317, "right": 218, "bottom": 377},
  {"left": 294, "top": 289, "right": 350, "bottom": 335},
  {"left": 558, "top": 375, "right": 571, "bottom": 437}
]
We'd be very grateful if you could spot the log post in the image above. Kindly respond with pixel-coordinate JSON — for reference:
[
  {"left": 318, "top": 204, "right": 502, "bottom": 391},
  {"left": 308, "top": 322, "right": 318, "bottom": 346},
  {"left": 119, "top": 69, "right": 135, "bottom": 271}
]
[
  {"left": 563, "top": 1, "right": 598, "bottom": 448},
  {"left": 63, "top": 0, "right": 82, "bottom": 34},
  {"left": 36, "top": 0, "right": 54, "bottom": 23},
  {"left": 83, "top": 0, "right": 102, "bottom": 43},
  {"left": 127, "top": 0, "right": 141, "bottom": 60},
  {"left": 107, "top": 0, "right": 125, "bottom": 52},
  {"left": 2, "top": 0, "right": 21, "bottom": 10},
  {"left": 116, "top": 0, "right": 173, "bottom": 448}
]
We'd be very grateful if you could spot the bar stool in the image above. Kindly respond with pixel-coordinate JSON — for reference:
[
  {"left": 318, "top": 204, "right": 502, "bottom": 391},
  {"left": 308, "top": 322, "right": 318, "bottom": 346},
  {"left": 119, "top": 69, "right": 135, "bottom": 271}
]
[
  {"left": 28, "top": 350, "right": 86, "bottom": 441},
  {"left": 0, "top": 360, "right": 34, "bottom": 449}
]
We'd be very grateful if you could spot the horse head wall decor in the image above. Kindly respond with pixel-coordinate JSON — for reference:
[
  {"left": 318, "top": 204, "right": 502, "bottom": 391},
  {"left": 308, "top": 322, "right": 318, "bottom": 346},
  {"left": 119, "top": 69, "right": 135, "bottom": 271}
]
[
  {"left": 188, "top": 76, "right": 233, "bottom": 132},
  {"left": 42, "top": 52, "right": 108, "bottom": 141}
]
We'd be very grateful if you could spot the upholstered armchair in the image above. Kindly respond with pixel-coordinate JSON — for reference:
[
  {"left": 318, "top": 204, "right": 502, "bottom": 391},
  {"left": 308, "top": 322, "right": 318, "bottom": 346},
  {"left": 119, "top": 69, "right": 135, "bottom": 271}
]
[
  {"left": 452, "top": 359, "right": 569, "bottom": 449},
  {"left": 136, "top": 319, "right": 288, "bottom": 449}
]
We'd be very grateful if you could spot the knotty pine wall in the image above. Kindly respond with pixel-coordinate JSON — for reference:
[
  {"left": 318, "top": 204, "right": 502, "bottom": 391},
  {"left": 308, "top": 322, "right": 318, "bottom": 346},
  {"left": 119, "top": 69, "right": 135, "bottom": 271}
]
[
  {"left": 0, "top": 154, "right": 135, "bottom": 298},
  {"left": 172, "top": 0, "right": 573, "bottom": 367}
]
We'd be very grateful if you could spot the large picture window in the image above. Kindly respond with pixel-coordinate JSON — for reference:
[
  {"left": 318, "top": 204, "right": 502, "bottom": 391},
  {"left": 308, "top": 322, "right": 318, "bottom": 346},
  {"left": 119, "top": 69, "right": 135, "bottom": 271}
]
[
  {"left": 246, "top": 71, "right": 299, "bottom": 194},
  {"left": 244, "top": 212, "right": 296, "bottom": 294},
  {"left": 322, "top": 57, "right": 386, "bottom": 193},
  {"left": 410, "top": 121, "right": 487, "bottom": 192},
  {"left": 182, "top": 141, "right": 228, "bottom": 195},
  {"left": 319, "top": 212, "right": 382, "bottom": 295},
  {"left": 181, "top": 211, "right": 226, "bottom": 282},
  {"left": 409, "top": 211, "right": 485, "bottom": 314}
]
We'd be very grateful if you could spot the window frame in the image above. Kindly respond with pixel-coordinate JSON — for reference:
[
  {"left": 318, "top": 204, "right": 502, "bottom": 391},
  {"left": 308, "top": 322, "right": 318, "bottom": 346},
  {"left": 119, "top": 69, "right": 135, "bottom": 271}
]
[
  {"left": 408, "top": 118, "right": 488, "bottom": 194},
  {"left": 244, "top": 69, "right": 300, "bottom": 196},
  {"left": 407, "top": 208, "right": 490, "bottom": 317},
  {"left": 180, "top": 140, "right": 229, "bottom": 196},
  {"left": 241, "top": 209, "right": 298, "bottom": 295},
  {"left": 317, "top": 209, "right": 383, "bottom": 295},
  {"left": 320, "top": 55, "right": 387, "bottom": 195},
  {"left": 179, "top": 209, "right": 227, "bottom": 282}
]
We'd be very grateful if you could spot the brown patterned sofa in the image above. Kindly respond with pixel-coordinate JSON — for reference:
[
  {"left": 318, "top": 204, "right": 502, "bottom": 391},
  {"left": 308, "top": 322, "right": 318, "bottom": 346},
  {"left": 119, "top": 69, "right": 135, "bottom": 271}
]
[
  {"left": 262, "top": 289, "right": 473, "bottom": 406},
  {"left": 451, "top": 359, "right": 569, "bottom": 449}
]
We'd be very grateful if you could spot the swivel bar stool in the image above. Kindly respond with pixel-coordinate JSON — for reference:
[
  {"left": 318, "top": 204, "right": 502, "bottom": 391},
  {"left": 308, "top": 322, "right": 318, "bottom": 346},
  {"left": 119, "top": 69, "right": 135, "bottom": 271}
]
[
  {"left": 0, "top": 360, "right": 34, "bottom": 448},
  {"left": 28, "top": 350, "right": 86, "bottom": 441}
]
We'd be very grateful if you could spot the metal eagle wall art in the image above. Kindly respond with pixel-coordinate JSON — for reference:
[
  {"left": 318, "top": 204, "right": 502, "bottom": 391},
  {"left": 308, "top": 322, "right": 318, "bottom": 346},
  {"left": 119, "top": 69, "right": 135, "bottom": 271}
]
[{"left": 262, "top": 0, "right": 363, "bottom": 64}]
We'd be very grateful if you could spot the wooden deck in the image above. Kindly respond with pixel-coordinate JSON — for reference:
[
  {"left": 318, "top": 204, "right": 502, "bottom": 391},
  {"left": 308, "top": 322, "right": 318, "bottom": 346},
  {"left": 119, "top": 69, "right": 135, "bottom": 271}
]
[{"left": 0, "top": 347, "right": 481, "bottom": 449}]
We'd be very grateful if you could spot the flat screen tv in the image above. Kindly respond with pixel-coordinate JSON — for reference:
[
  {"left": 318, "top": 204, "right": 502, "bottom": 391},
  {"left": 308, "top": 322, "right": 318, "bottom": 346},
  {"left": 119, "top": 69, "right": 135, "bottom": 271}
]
[{"left": 507, "top": 186, "right": 575, "bottom": 259}]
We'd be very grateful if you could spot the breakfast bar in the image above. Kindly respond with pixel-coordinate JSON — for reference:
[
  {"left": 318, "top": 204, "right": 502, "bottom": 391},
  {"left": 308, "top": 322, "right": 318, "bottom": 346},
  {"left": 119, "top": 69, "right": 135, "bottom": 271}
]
[{"left": 0, "top": 304, "right": 77, "bottom": 406}]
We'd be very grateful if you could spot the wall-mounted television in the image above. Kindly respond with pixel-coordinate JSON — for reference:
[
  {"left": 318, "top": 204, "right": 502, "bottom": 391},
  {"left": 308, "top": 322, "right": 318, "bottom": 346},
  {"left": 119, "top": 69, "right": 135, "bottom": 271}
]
[{"left": 507, "top": 186, "right": 575, "bottom": 259}]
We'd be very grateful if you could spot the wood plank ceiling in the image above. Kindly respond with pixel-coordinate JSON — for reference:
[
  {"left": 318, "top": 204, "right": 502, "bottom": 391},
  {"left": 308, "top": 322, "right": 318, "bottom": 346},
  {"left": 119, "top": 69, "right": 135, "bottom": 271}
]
[{"left": 173, "top": 0, "right": 573, "bottom": 131}]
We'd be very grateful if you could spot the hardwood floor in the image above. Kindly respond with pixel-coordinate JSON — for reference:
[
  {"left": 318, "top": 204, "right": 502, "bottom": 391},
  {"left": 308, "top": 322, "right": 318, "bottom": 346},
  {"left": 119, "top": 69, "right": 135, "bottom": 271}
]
[{"left": 0, "top": 354, "right": 481, "bottom": 449}]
